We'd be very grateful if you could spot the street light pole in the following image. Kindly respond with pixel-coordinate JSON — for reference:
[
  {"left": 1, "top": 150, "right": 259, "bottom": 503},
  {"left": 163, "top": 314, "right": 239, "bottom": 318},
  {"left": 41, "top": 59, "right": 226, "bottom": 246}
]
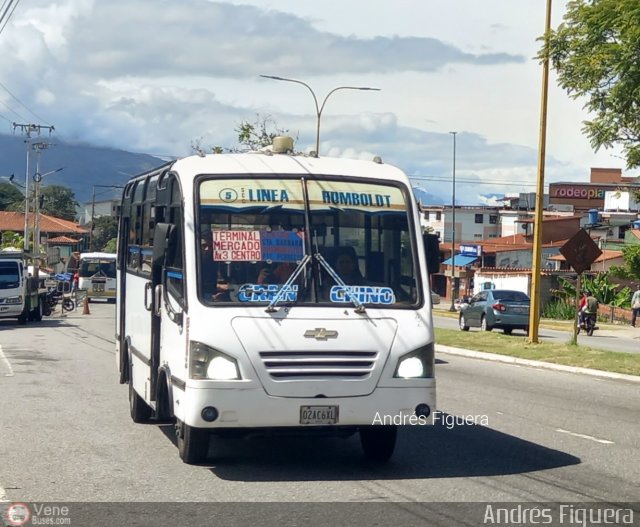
[
  {"left": 259, "top": 75, "right": 380, "bottom": 157},
  {"left": 89, "top": 186, "right": 96, "bottom": 251},
  {"left": 449, "top": 131, "right": 457, "bottom": 312},
  {"left": 23, "top": 139, "right": 30, "bottom": 251},
  {"left": 33, "top": 166, "right": 65, "bottom": 259}
]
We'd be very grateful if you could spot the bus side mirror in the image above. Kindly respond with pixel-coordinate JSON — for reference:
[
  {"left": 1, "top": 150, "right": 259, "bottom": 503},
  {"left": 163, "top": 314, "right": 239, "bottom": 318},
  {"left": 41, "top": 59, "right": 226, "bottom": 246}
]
[
  {"left": 423, "top": 233, "right": 440, "bottom": 275},
  {"left": 152, "top": 223, "right": 175, "bottom": 282}
]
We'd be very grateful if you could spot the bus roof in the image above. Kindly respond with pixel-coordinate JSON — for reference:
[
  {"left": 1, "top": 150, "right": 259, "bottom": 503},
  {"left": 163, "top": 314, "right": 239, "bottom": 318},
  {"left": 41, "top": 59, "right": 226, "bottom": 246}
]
[
  {"left": 173, "top": 152, "right": 409, "bottom": 182},
  {"left": 127, "top": 151, "right": 412, "bottom": 190},
  {"left": 80, "top": 252, "right": 116, "bottom": 260}
]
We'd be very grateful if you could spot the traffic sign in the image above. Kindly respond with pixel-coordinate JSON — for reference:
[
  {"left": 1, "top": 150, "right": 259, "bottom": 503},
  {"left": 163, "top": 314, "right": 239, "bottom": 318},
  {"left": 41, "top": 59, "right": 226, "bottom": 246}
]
[{"left": 559, "top": 229, "right": 602, "bottom": 274}]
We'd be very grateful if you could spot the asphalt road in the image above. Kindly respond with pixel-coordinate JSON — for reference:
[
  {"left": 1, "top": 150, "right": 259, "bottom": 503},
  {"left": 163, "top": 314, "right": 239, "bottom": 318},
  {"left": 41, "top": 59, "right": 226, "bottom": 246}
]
[
  {"left": 0, "top": 304, "right": 638, "bottom": 522},
  {"left": 434, "top": 312, "right": 640, "bottom": 354}
]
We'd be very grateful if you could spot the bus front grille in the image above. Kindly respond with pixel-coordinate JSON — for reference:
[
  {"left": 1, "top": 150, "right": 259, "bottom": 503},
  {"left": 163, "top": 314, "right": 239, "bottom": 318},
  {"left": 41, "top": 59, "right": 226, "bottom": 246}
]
[{"left": 258, "top": 350, "right": 378, "bottom": 379}]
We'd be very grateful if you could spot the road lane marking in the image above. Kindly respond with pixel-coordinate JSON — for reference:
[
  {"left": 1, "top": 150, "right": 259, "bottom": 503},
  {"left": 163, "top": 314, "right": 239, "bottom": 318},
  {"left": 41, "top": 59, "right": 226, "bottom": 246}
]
[
  {"left": 0, "top": 345, "right": 14, "bottom": 377},
  {"left": 556, "top": 428, "right": 614, "bottom": 445},
  {"left": 0, "top": 483, "right": 7, "bottom": 502}
]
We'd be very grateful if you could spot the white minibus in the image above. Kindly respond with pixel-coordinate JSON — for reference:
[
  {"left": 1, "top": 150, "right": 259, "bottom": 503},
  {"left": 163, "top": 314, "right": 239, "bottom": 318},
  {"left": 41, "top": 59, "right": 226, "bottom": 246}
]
[
  {"left": 116, "top": 139, "right": 440, "bottom": 464},
  {"left": 78, "top": 252, "right": 117, "bottom": 301}
]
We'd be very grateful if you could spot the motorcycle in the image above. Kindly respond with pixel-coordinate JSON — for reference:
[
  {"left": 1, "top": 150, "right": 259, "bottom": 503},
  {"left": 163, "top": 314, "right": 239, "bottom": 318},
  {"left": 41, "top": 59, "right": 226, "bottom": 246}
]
[
  {"left": 48, "top": 290, "right": 75, "bottom": 312},
  {"left": 577, "top": 313, "right": 597, "bottom": 336},
  {"left": 44, "top": 273, "right": 76, "bottom": 315}
]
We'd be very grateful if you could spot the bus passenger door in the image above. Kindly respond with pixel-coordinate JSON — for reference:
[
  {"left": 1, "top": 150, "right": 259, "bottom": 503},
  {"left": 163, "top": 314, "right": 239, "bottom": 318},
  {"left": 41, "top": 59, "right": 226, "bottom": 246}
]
[{"left": 152, "top": 185, "right": 187, "bottom": 417}]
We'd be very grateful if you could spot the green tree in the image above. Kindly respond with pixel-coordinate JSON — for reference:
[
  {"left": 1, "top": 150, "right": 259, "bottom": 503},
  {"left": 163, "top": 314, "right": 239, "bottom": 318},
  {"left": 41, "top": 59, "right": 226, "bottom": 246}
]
[
  {"left": 0, "top": 231, "right": 24, "bottom": 249},
  {"left": 0, "top": 183, "right": 25, "bottom": 211},
  {"left": 545, "top": 0, "right": 640, "bottom": 169},
  {"left": 554, "top": 273, "right": 631, "bottom": 307},
  {"left": 40, "top": 185, "right": 79, "bottom": 221},
  {"left": 103, "top": 238, "right": 117, "bottom": 253},
  {"left": 91, "top": 216, "right": 118, "bottom": 251},
  {"left": 610, "top": 244, "right": 640, "bottom": 280},
  {"left": 235, "top": 114, "right": 291, "bottom": 151},
  {"left": 191, "top": 114, "right": 294, "bottom": 154}
]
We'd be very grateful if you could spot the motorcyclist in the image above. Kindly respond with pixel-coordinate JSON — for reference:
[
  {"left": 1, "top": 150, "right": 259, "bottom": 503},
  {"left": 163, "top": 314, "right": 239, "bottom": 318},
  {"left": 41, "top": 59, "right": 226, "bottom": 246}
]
[{"left": 579, "top": 290, "right": 599, "bottom": 327}]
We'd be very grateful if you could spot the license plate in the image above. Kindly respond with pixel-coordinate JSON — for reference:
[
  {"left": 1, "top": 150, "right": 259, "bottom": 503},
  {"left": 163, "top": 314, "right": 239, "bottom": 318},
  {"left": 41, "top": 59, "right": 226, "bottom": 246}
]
[
  {"left": 513, "top": 307, "right": 527, "bottom": 313},
  {"left": 300, "top": 405, "right": 339, "bottom": 425}
]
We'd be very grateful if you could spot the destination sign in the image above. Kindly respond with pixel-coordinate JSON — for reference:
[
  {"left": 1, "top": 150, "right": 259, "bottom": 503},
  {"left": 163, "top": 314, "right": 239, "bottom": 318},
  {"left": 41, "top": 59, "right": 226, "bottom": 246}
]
[
  {"left": 200, "top": 179, "right": 408, "bottom": 214},
  {"left": 200, "top": 179, "right": 304, "bottom": 210},
  {"left": 212, "top": 230, "right": 304, "bottom": 262},
  {"left": 308, "top": 181, "right": 407, "bottom": 213}
]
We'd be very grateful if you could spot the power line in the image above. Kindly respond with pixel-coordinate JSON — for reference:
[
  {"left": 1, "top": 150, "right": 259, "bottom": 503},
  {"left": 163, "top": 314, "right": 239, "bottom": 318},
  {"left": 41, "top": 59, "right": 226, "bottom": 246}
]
[
  {"left": 0, "top": 80, "right": 52, "bottom": 126},
  {"left": 409, "top": 175, "right": 545, "bottom": 188},
  {"left": 0, "top": 97, "right": 28, "bottom": 121},
  {"left": 0, "top": 0, "right": 20, "bottom": 37}
]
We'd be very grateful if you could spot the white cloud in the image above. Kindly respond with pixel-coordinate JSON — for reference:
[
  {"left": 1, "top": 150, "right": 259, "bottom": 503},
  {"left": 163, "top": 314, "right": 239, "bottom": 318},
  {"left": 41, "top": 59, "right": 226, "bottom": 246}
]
[{"left": 0, "top": 0, "right": 627, "bottom": 206}]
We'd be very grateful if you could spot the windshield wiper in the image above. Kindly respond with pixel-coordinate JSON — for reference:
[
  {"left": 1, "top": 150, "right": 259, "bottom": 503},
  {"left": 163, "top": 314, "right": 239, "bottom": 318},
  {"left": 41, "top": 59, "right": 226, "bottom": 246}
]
[
  {"left": 314, "top": 252, "right": 366, "bottom": 314},
  {"left": 265, "top": 253, "right": 312, "bottom": 313}
]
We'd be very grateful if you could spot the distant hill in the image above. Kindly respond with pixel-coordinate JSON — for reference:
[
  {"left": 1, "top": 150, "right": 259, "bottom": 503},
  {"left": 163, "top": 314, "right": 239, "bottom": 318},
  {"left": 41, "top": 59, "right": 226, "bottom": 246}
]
[
  {"left": 410, "top": 184, "right": 445, "bottom": 206},
  {"left": 0, "top": 134, "right": 450, "bottom": 208},
  {"left": 0, "top": 134, "right": 165, "bottom": 204}
]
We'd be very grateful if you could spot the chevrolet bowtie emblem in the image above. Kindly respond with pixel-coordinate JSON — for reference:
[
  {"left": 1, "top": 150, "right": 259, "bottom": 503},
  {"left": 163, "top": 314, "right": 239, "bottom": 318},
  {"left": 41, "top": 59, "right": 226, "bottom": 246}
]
[{"left": 304, "top": 328, "right": 338, "bottom": 340}]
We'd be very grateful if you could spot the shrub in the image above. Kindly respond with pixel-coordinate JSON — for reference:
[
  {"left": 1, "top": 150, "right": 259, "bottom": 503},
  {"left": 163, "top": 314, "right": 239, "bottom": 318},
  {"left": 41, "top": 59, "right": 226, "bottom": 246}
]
[{"left": 542, "top": 300, "right": 576, "bottom": 320}]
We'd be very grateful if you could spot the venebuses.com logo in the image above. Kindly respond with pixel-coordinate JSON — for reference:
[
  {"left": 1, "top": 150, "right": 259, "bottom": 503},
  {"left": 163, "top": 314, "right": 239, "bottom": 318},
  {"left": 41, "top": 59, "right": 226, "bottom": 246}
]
[
  {"left": 5, "top": 502, "right": 31, "bottom": 526},
  {"left": 3, "top": 502, "right": 71, "bottom": 526}
]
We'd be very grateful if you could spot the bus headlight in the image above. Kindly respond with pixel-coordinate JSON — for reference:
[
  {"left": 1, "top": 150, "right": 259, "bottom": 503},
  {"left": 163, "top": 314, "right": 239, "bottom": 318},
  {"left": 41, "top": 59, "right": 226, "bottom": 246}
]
[
  {"left": 5, "top": 295, "right": 22, "bottom": 304},
  {"left": 189, "top": 341, "right": 241, "bottom": 380},
  {"left": 394, "top": 343, "right": 434, "bottom": 379}
]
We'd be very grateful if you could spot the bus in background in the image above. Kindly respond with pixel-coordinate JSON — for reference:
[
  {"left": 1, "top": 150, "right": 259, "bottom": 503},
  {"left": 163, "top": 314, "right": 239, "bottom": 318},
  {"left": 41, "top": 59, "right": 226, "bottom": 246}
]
[
  {"left": 116, "top": 137, "right": 440, "bottom": 464},
  {"left": 78, "top": 252, "right": 117, "bottom": 302}
]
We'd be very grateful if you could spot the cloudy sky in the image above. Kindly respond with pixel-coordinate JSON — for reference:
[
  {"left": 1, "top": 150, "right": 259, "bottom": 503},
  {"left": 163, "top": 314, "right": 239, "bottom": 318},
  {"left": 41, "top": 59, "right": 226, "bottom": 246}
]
[{"left": 0, "top": 0, "right": 634, "bottom": 205}]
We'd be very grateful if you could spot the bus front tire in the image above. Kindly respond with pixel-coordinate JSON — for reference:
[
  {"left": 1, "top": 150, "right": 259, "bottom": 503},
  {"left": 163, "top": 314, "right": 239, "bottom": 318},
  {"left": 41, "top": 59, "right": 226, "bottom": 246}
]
[
  {"left": 129, "top": 360, "right": 152, "bottom": 423},
  {"left": 176, "top": 420, "right": 209, "bottom": 464},
  {"left": 360, "top": 425, "right": 397, "bottom": 462}
]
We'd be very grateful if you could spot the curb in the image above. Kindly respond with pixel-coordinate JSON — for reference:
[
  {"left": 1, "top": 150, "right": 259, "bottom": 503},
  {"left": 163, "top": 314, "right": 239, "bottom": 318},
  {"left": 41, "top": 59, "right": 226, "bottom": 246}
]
[{"left": 436, "top": 344, "right": 640, "bottom": 384}]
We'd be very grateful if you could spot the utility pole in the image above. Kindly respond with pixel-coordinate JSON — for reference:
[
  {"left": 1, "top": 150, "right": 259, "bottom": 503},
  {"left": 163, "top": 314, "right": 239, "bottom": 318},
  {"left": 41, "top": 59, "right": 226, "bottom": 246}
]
[
  {"left": 89, "top": 186, "right": 96, "bottom": 251},
  {"left": 12, "top": 123, "right": 55, "bottom": 253},
  {"left": 31, "top": 141, "right": 54, "bottom": 259},
  {"left": 449, "top": 131, "right": 457, "bottom": 311},
  {"left": 527, "top": 0, "right": 552, "bottom": 343}
]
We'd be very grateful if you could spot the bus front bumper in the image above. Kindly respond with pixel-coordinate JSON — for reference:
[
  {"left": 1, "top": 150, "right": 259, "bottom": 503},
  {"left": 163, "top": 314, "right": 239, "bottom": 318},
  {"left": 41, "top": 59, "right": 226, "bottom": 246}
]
[{"left": 176, "top": 384, "right": 436, "bottom": 429}]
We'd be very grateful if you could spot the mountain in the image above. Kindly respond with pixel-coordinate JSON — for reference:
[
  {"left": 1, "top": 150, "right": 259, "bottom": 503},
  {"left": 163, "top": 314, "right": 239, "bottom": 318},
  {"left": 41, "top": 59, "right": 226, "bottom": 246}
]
[
  {"left": 411, "top": 184, "right": 445, "bottom": 206},
  {"left": 1, "top": 134, "right": 450, "bottom": 208},
  {"left": 0, "top": 134, "right": 165, "bottom": 204}
]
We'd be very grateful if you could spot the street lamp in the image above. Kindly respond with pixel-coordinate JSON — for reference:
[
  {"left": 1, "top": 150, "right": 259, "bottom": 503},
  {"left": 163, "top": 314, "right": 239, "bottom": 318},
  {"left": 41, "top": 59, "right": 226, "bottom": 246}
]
[
  {"left": 449, "top": 131, "right": 458, "bottom": 312},
  {"left": 260, "top": 75, "right": 380, "bottom": 157}
]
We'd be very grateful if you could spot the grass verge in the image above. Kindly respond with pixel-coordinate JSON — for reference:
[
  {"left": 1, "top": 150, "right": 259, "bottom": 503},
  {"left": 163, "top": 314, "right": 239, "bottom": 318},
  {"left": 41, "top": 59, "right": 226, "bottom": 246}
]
[{"left": 435, "top": 328, "right": 640, "bottom": 377}]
